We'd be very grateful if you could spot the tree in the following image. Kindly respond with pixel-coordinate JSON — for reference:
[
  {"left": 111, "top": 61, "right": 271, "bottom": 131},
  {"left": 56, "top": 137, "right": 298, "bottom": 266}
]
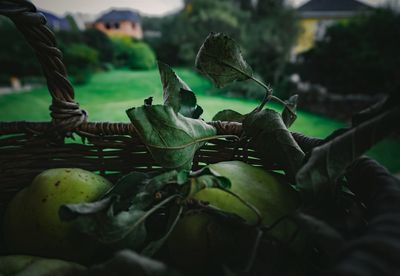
[
  {"left": 83, "top": 29, "right": 114, "bottom": 63},
  {"left": 63, "top": 43, "right": 99, "bottom": 84},
  {"left": 0, "top": 17, "right": 41, "bottom": 81},
  {"left": 149, "top": 0, "right": 249, "bottom": 65},
  {"left": 243, "top": 0, "right": 300, "bottom": 86},
  {"left": 111, "top": 37, "right": 156, "bottom": 70},
  {"left": 145, "top": 0, "right": 299, "bottom": 91},
  {"left": 297, "top": 8, "right": 400, "bottom": 96}
]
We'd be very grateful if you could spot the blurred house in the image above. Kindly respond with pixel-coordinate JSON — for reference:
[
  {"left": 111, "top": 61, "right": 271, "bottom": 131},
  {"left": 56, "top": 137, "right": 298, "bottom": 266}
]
[
  {"left": 70, "top": 13, "right": 97, "bottom": 31},
  {"left": 293, "top": 0, "right": 372, "bottom": 54},
  {"left": 40, "top": 10, "right": 71, "bottom": 31},
  {"left": 94, "top": 9, "right": 143, "bottom": 39}
]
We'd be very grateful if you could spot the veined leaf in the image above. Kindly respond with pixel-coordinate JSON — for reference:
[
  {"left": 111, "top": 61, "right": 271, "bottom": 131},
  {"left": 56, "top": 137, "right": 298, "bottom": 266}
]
[
  {"left": 158, "top": 61, "right": 203, "bottom": 119},
  {"left": 195, "top": 32, "right": 253, "bottom": 88},
  {"left": 126, "top": 105, "right": 217, "bottom": 170},
  {"left": 243, "top": 108, "right": 305, "bottom": 180}
]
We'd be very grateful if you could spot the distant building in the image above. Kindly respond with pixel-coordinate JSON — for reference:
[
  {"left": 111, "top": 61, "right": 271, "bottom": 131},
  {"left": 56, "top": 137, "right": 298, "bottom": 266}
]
[
  {"left": 40, "top": 10, "right": 71, "bottom": 31},
  {"left": 70, "top": 13, "right": 97, "bottom": 31},
  {"left": 293, "top": 0, "right": 372, "bottom": 54},
  {"left": 94, "top": 9, "right": 143, "bottom": 39}
]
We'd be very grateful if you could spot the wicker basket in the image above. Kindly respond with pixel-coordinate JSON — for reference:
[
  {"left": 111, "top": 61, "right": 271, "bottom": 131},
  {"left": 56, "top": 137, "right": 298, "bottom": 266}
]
[{"left": 0, "top": 1, "right": 318, "bottom": 211}]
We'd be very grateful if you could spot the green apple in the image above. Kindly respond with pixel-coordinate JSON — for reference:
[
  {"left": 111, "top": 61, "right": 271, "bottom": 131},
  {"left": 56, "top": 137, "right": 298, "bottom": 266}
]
[
  {"left": 168, "top": 161, "right": 301, "bottom": 269},
  {"left": 2, "top": 168, "right": 112, "bottom": 261},
  {"left": 0, "top": 255, "right": 86, "bottom": 275}
]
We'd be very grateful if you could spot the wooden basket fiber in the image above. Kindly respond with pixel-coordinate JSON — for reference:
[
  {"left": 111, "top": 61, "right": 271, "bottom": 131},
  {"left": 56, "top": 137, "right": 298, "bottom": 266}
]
[{"left": 0, "top": 0, "right": 318, "bottom": 210}]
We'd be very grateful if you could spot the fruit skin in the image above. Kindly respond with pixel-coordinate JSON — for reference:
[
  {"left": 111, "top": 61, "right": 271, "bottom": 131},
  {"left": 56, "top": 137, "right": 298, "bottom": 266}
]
[
  {"left": 0, "top": 255, "right": 86, "bottom": 276},
  {"left": 3, "top": 168, "right": 112, "bottom": 261},
  {"left": 196, "top": 161, "right": 300, "bottom": 240},
  {"left": 168, "top": 161, "right": 301, "bottom": 270}
]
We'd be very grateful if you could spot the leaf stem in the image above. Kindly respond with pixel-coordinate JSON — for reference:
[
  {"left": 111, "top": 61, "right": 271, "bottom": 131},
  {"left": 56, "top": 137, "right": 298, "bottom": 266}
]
[
  {"left": 216, "top": 57, "right": 295, "bottom": 116},
  {"left": 270, "top": 95, "right": 296, "bottom": 117}
]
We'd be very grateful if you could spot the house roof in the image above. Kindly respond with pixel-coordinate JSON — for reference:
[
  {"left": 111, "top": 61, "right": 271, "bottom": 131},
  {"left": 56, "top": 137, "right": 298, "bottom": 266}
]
[
  {"left": 96, "top": 9, "right": 141, "bottom": 24},
  {"left": 298, "top": 0, "right": 372, "bottom": 18},
  {"left": 39, "top": 10, "right": 71, "bottom": 31}
]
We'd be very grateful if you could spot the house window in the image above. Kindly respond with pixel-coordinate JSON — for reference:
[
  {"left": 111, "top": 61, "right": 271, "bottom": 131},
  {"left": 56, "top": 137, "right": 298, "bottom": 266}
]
[
  {"left": 105, "top": 22, "right": 111, "bottom": 29},
  {"left": 114, "top": 22, "right": 120, "bottom": 29},
  {"left": 132, "top": 22, "right": 136, "bottom": 29}
]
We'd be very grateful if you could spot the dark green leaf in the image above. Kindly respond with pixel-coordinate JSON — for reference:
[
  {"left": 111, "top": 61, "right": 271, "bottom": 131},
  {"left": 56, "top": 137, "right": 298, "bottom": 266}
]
[
  {"left": 212, "top": 109, "right": 245, "bottom": 122},
  {"left": 195, "top": 33, "right": 252, "bottom": 88},
  {"left": 296, "top": 107, "right": 400, "bottom": 200},
  {"left": 178, "top": 89, "right": 203, "bottom": 119},
  {"left": 185, "top": 166, "right": 232, "bottom": 197},
  {"left": 158, "top": 61, "right": 190, "bottom": 110},
  {"left": 145, "top": 170, "right": 189, "bottom": 196},
  {"left": 59, "top": 197, "right": 115, "bottom": 221},
  {"left": 141, "top": 205, "right": 183, "bottom": 257},
  {"left": 86, "top": 250, "right": 181, "bottom": 276},
  {"left": 126, "top": 105, "right": 217, "bottom": 170},
  {"left": 243, "top": 108, "right": 305, "bottom": 180},
  {"left": 60, "top": 170, "right": 185, "bottom": 254},
  {"left": 72, "top": 204, "right": 148, "bottom": 249},
  {"left": 144, "top": 97, "right": 153, "bottom": 106},
  {"left": 103, "top": 172, "right": 150, "bottom": 211},
  {"left": 158, "top": 61, "right": 203, "bottom": 118},
  {"left": 282, "top": 94, "right": 298, "bottom": 128},
  {"left": 293, "top": 213, "right": 344, "bottom": 257}
]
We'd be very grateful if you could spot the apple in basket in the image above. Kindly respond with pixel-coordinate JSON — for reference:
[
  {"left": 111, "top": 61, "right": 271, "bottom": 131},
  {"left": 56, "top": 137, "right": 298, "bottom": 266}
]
[
  {"left": 2, "top": 168, "right": 112, "bottom": 261},
  {"left": 167, "top": 161, "right": 302, "bottom": 271}
]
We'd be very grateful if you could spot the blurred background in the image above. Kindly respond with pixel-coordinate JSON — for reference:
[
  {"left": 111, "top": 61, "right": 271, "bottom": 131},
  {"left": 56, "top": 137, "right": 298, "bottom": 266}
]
[{"left": 0, "top": 0, "right": 399, "bottom": 174}]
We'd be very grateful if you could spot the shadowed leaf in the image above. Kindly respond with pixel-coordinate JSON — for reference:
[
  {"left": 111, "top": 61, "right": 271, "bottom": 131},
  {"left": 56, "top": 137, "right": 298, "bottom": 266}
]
[
  {"left": 296, "top": 107, "right": 400, "bottom": 200},
  {"left": 243, "top": 109, "right": 305, "bottom": 180},
  {"left": 87, "top": 250, "right": 181, "bottom": 276},
  {"left": 282, "top": 94, "right": 298, "bottom": 128},
  {"left": 158, "top": 61, "right": 203, "bottom": 118},
  {"left": 195, "top": 33, "right": 252, "bottom": 88},
  {"left": 212, "top": 109, "right": 245, "bottom": 123}
]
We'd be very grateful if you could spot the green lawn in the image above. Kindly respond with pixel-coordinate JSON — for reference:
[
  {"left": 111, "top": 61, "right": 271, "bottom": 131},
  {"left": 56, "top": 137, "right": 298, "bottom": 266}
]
[{"left": 0, "top": 69, "right": 399, "bottom": 173}]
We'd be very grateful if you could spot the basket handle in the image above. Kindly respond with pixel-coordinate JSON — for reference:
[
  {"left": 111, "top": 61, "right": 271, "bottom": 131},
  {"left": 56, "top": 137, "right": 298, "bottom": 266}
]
[{"left": 0, "top": 0, "right": 87, "bottom": 135}]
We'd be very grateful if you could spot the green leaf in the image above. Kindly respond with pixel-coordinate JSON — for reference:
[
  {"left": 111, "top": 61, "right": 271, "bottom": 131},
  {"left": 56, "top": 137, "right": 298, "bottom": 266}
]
[
  {"left": 178, "top": 89, "right": 203, "bottom": 119},
  {"left": 141, "top": 205, "right": 183, "bottom": 257},
  {"left": 103, "top": 172, "right": 151, "bottom": 212},
  {"left": 144, "top": 170, "right": 189, "bottom": 197},
  {"left": 59, "top": 197, "right": 114, "bottom": 221},
  {"left": 60, "top": 169, "right": 186, "bottom": 256},
  {"left": 87, "top": 250, "right": 181, "bottom": 276},
  {"left": 170, "top": 166, "right": 233, "bottom": 198},
  {"left": 243, "top": 109, "right": 305, "bottom": 180},
  {"left": 293, "top": 213, "right": 343, "bottom": 257},
  {"left": 158, "top": 61, "right": 203, "bottom": 118},
  {"left": 65, "top": 198, "right": 148, "bottom": 249},
  {"left": 296, "top": 107, "right": 400, "bottom": 200},
  {"left": 212, "top": 109, "right": 245, "bottom": 123},
  {"left": 282, "top": 94, "right": 298, "bottom": 128},
  {"left": 126, "top": 105, "right": 217, "bottom": 170},
  {"left": 195, "top": 32, "right": 253, "bottom": 88}
]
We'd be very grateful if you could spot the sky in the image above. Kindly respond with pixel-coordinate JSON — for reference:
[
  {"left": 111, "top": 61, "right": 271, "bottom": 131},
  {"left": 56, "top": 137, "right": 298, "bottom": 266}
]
[
  {"left": 33, "top": 0, "right": 392, "bottom": 16},
  {"left": 32, "top": 0, "right": 184, "bottom": 16}
]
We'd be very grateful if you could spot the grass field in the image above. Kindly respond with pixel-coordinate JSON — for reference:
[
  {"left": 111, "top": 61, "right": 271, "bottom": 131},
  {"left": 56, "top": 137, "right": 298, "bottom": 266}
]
[{"left": 0, "top": 69, "right": 399, "bottom": 173}]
